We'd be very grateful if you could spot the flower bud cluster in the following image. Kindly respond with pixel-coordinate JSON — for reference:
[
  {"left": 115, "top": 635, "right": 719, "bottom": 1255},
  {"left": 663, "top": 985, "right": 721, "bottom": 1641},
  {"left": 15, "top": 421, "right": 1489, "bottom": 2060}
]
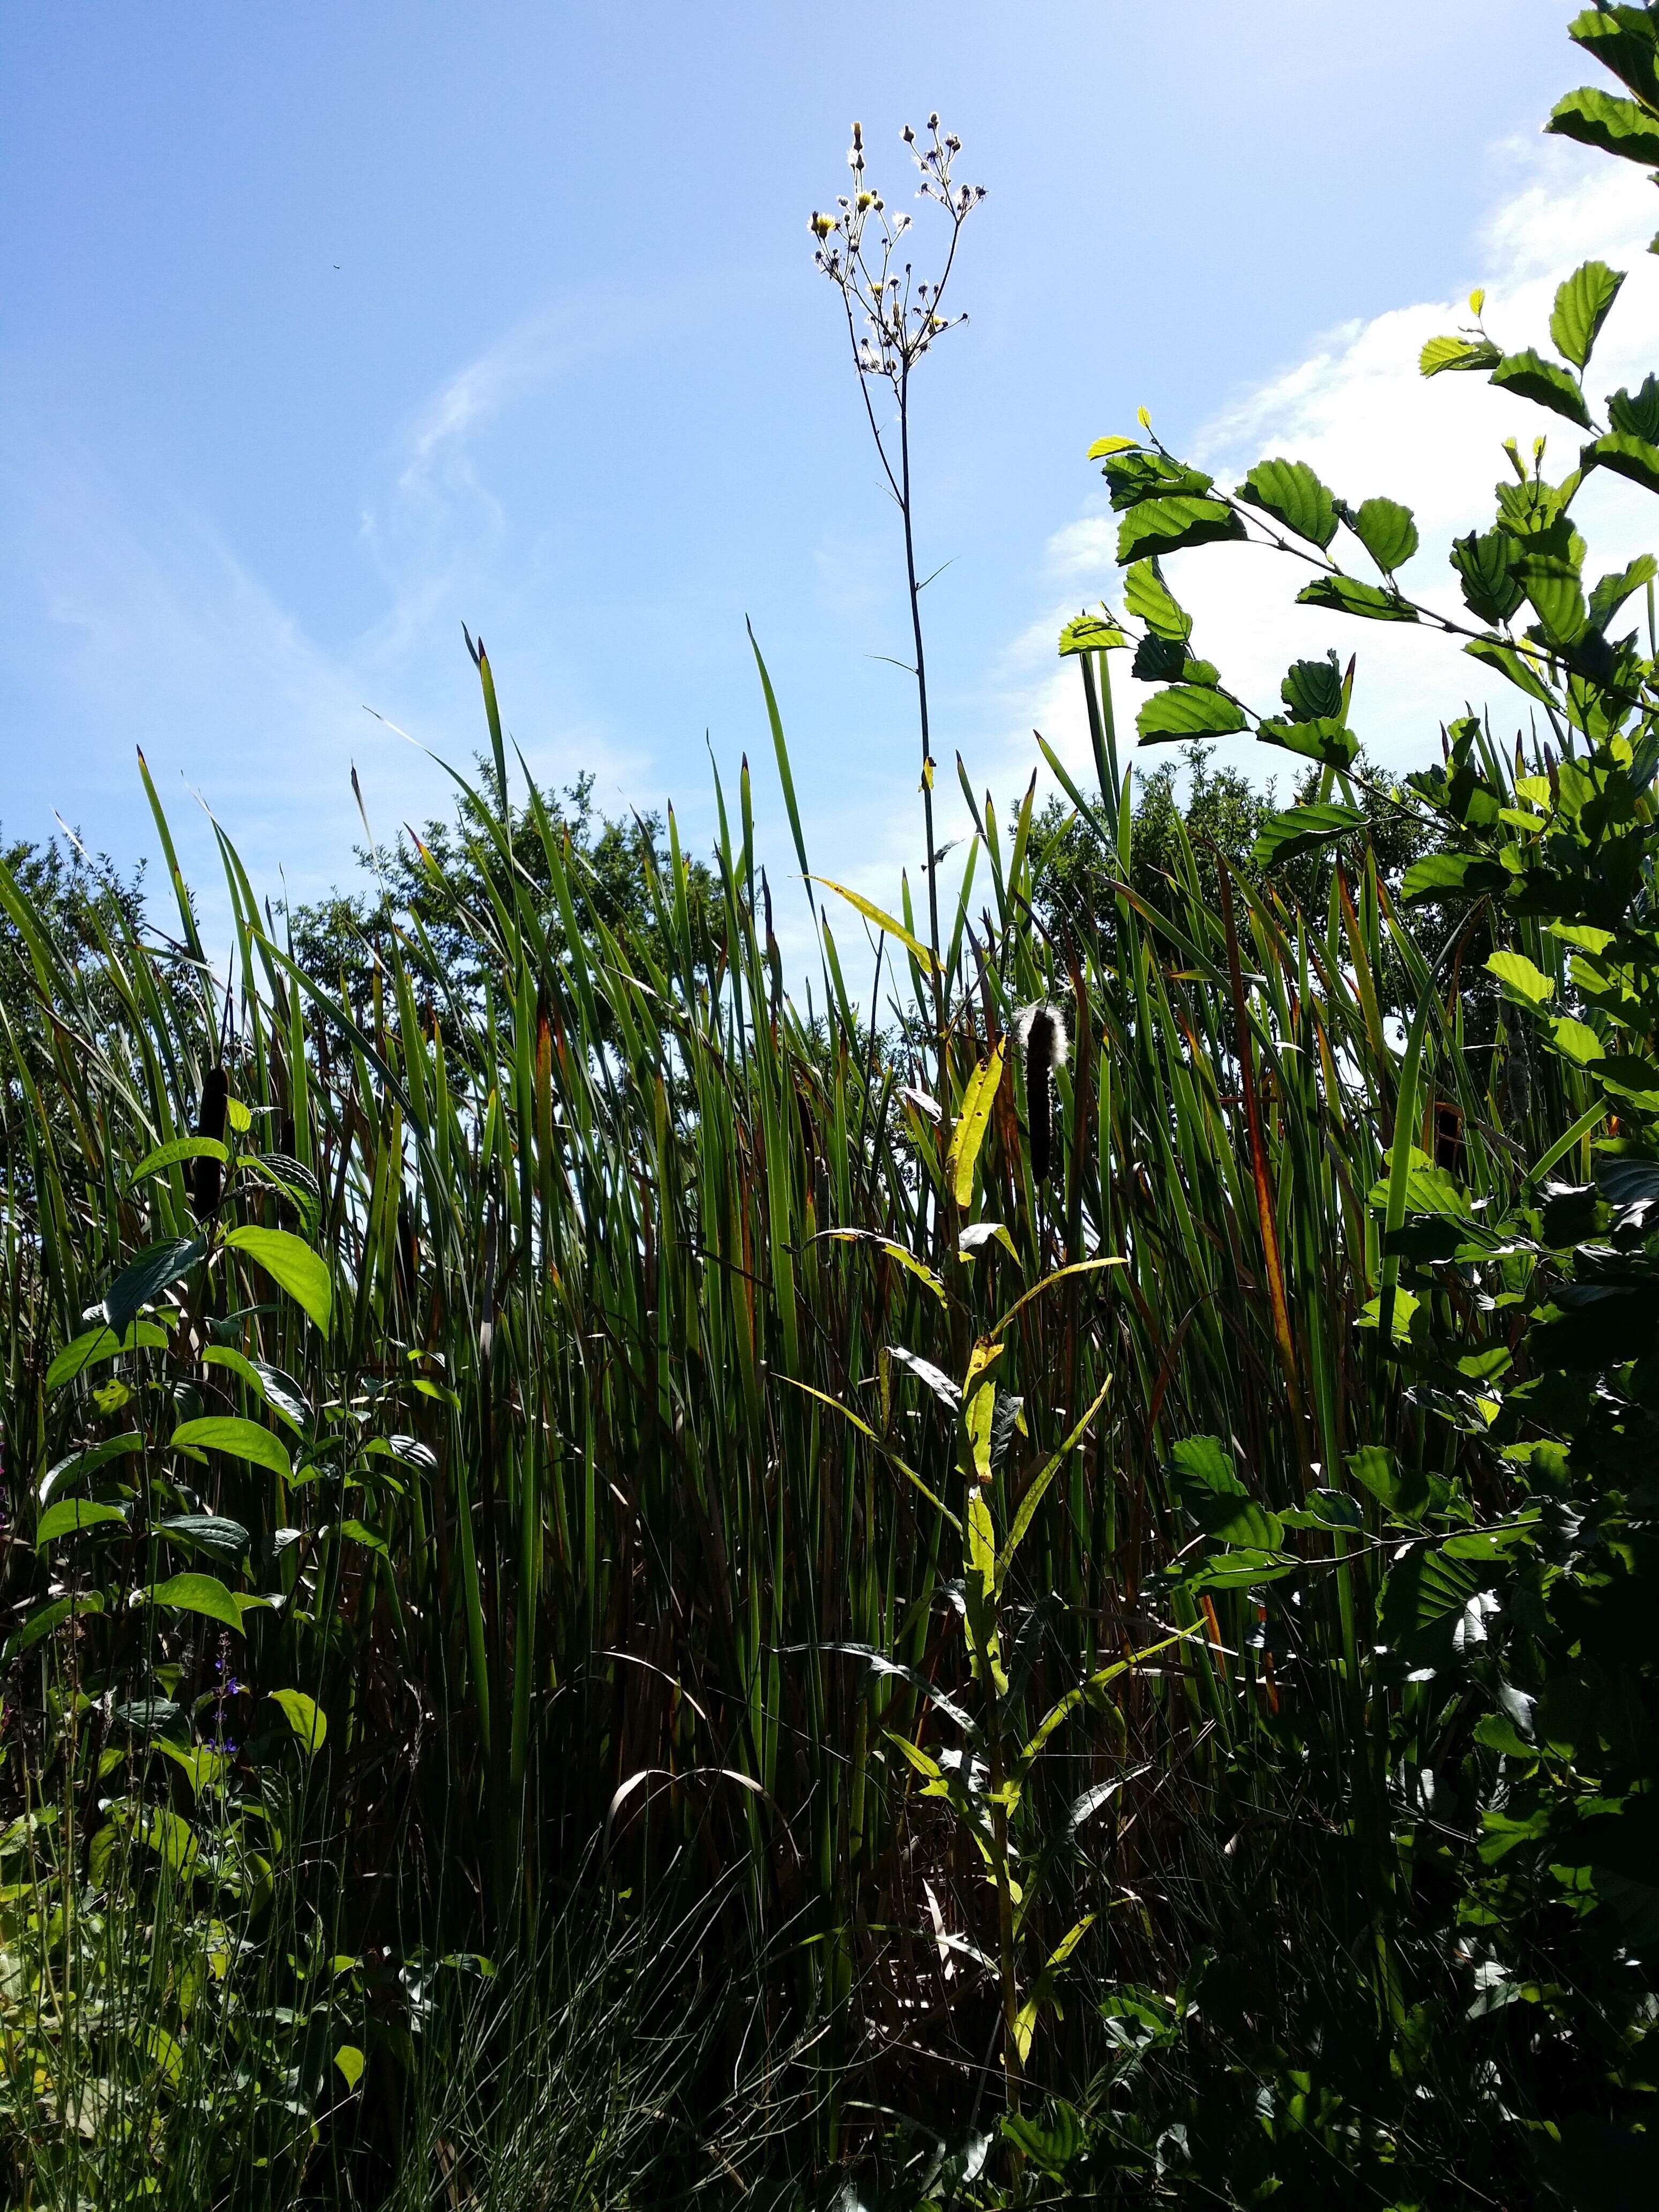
[{"left": 808, "top": 113, "right": 984, "bottom": 391}]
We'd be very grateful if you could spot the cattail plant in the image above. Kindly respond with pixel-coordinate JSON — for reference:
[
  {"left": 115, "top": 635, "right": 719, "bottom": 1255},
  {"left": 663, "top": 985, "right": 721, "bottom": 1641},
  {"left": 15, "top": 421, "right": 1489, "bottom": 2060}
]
[
  {"left": 191, "top": 1063, "right": 228, "bottom": 1219},
  {"left": 1014, "top": 1000, "right": 1067, "bottom": 1186}
]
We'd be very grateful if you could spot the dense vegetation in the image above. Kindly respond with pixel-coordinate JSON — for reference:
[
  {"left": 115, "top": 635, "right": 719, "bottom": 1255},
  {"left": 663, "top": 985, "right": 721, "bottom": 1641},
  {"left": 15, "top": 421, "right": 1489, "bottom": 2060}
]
[{"left": 5, "top": 9, "right": 1659, "bottom": 2204}]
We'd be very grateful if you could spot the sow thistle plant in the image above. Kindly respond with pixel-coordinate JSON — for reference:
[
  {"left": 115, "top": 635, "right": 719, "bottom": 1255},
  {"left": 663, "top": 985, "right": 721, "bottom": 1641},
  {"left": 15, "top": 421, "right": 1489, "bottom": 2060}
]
[
  {"left": 812, "top": 113, "right": 985, "bottom": 1029},
  {"left": 802, "top": 1086, "right": 1190, "bottom": 2112}
]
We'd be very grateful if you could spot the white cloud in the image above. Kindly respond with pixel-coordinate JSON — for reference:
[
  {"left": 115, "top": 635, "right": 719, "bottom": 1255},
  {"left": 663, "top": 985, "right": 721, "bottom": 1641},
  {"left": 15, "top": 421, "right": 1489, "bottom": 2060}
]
[{"left": 1002, "top": 136, "right": 1659, "bottom": 799}]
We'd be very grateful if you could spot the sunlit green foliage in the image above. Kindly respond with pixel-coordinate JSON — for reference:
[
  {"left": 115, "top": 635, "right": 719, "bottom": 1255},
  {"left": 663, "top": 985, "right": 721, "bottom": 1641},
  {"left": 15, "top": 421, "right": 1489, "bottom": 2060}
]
[{"left": 5, "top": 9, "right": 1659, "bottom": 2206}]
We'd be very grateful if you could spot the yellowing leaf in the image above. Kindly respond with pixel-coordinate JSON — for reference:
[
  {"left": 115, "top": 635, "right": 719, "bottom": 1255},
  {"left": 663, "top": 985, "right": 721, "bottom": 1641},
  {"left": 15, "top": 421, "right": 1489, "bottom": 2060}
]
[
  {"left": 991, "top": 1257, "right": 1124, "bottom": 1340},
  {"left": 947, "top": 1043, "right": 1006, "bottom": 1208},
  {"left": 805, "top": 877, "right": 937, "bottom": 971},
  {"left": 965, "top": 1379, "right": 996, "bottom": 1484}
]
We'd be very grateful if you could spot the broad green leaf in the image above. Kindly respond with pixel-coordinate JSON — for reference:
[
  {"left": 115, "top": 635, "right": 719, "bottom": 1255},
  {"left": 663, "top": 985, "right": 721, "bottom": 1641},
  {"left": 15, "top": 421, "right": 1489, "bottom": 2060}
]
[
  {"left": 46, "top": 1319, "right": 170, "bottom": 1391},
  {"left": 334, "top": 2044, "right": 365, "bottom": 2090},
  {"left": 338, "top": 1518, "right": 390, "bottom": 1555},
  {"left": 806, "top": 877, "right": 936, "bottom": 971},
  {"left": 1594, "top": 1053, "right": 1659, "bottom": 1106},
  {"left": 1566, "top": 6, "right": 1659, "bottom": 103},
  {"left": 35, "top": 1499, "right": 128, "bottom": 1546},
  {"left": 1058, "top": 611, "right": 1125, "bottom": 655},
  {"left": 1548, "top": 83, "right": 1659, "bottom": 167},
  {"left": 1487, "top": 949, "right": 1556, "bottom": 1009},
  {"left": 1349, "top": 496, "right": 1419, "bottom": 572},
  {"left": 1294, "top": 575, "right": 1417, "bottom": 622},
  {"left": 1102, "top": 450, "right": 1214, "bottom": 510},
  {"left": 1550, "top": 259, "right": 1625, "bottom": 368},
  {"left": 170, "top": 1416, "right": 292, "bottom": 1483},
  {"left": 160, "top": 1514, "right": 252, "bottom": 1563},
  {"left": 1132, "top": 634, "right": 1220, "bottom": 687},
  {"left": 1123, "top": 558, "right": 1192, "bottom": 640},
  {"left": 133, "top": 1805, "right": 200, "bottom": 1878},
  {"left": 1419, "top": 334, "right": 1501, "bottom": 377},
  {"left": 1347, "top": 1445, "right": 1431, "bottom": 1520},
  {"left": 144, "top": 2026, "right": 185, "bottom": 2088},
  {"left": 1490, "top": 348, "right": 1591, "bottom": 429},
  {"left": 1464, "top": 634, "right": 1556, "bottom": 705},
  {"left": 129, "top": 1135, "right": 229, "bottom": 1184},
  {"left": 1236, "top": 458, "right": 1337, "bottom": 549},
  {"left": 1116, "top": 494, "right": 1244, "bottom": 565},
  {"left": 1552, "top": 1017, "right": 1605, "bottom": 1065},
  {"left": 947, "top": 1043, "right": 1005, "bottom": 1207},
  {"left": 1280, "top": 1488, "right": 1365, "bottom": 1533},
  {"left": 235, "top": 1152, "right": 323, "bottom": 1230},
  {"left": 1195, "top": 1494, "right": 1284, "bottom": 1550},
  {"left": 1450, "top": 529, "right": 1524, "bottom": 624},
  {"left": 1588, "top": 551, "right": 1657, "bottom": 630},
  {"left": 1135, "top": 685, "right": 1247, "bottom": 742},
  {"left": 200, "top": 1346, "right": 311, "bottom": 1434},
  {"left": 1251, "top": 802, "right": 1366, "bottom": 869},
  {"left": 2, "top": 1592, "right": 103, "bottom": 1663},
  {"left": 1170, "top": 1436, "right": 1247, "bottom": 1494},
  {"left": 1002, "top": 2101, "right": 1086, "bottom": 2177},
  {"left": 102, "top": 1236, "right": 206, "bottom": 1342},
  {"left": 145, "top": 1572, "right": 244, "bottom": 1634},
  {"left": 1187, "top": 1549, "right": 1297, "bottom": 1589},
  {"left": 222, "top": 1225, "right": 333, "bottom": 1334},
  {"left": 158, "top": 1743, "right": 227, "bottom": 1797},
  {"left": 39, "top": 1433, "right": 144, "bottom": 1504},
  {"left": 1085, "top": 433, "right": 1141, "bottom": 459},
  {"left": 269, "top": 1688, "right": 327, "bottom": 1755},
  {"left": 1256, "top": 715, "right": 1358, "bottom": 768},
  {"left": 1609, "top": 374, "right": 1659, "bottom": 441},
  {"left": 1367, "top": 1151, "right": 1469, "bottom": 1216},
  {"left": 1514, "top": 541, "right": 1589, "bottom": 646},
  {"left": 1280, "top": 652, "right": 1344, "bottom": 721},
  {"left": 1581, "top": 429, "right": 1659, "bottom": 495},
  {"left": 1379, "top": 1546, "right": 1490, "bottom": 1668}
]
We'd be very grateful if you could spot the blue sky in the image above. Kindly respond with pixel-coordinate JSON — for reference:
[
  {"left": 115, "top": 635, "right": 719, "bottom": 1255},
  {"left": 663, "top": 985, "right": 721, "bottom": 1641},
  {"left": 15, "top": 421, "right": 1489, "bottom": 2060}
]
[{"left": 0, "top": 1, "right": 1636, "bottom": 945}]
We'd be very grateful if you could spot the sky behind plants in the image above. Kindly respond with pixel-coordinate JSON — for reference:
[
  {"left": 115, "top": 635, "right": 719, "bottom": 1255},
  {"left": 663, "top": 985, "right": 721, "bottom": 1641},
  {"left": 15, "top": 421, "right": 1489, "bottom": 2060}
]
[{"left": 2, "top": 0, "right": 1647, "bottom": 950}]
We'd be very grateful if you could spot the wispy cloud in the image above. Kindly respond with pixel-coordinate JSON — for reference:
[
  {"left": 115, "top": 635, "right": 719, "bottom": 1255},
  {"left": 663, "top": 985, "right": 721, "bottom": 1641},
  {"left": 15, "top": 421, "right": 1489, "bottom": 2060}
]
[{"left": 1, "top": 289, "right": 664, "bottom": 909}]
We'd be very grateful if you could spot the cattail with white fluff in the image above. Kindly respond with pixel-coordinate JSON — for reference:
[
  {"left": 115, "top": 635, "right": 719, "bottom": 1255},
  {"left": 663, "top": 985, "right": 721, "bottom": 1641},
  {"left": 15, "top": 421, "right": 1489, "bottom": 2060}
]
[{"left": 1015, "top": 1002, "right": 1068, "bottom": 1186}]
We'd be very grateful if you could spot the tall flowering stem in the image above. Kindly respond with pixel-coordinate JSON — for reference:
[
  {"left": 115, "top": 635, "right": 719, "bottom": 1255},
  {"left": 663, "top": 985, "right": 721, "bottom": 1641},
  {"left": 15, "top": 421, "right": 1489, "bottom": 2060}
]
[{"left": 812, "top": 117, "right": 985, "bottom": 1055}]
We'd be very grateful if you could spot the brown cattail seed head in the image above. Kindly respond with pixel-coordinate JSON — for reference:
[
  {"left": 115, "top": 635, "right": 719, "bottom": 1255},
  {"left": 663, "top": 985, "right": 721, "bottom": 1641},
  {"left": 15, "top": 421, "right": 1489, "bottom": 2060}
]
[
  {"left": 1015, "top": 1004, "right": 1068, "bottom": 1186},
  {"left": 192, "top": 1065, "right": 229, "bottom": 1219}
]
